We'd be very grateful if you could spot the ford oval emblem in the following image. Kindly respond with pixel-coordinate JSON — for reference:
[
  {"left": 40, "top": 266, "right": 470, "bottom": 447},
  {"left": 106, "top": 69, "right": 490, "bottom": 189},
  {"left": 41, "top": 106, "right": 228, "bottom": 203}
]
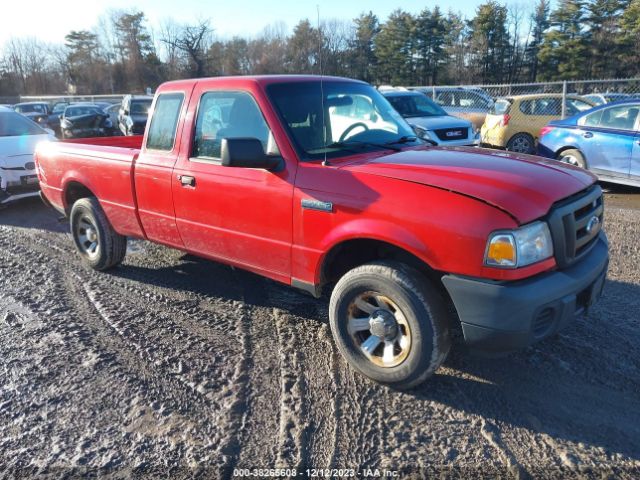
[
  {"left": 24, "top": 162, "right": 35, "bottom": 170},
  {"left": 586, "top": 216, "right": 600, "bottom": 235}
]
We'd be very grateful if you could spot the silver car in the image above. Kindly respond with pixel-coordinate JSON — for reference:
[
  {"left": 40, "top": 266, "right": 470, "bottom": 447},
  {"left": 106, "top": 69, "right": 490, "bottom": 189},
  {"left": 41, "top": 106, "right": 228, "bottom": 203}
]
[{"left": 383, "top": 90, "right": 479, "bottom": 146}]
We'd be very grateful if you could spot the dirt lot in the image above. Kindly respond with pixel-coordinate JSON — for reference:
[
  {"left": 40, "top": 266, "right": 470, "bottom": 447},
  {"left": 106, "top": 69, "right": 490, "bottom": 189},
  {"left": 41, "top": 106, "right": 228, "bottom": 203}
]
[{"left": 0, "top": 187, "right": 639, "bottom": 478}]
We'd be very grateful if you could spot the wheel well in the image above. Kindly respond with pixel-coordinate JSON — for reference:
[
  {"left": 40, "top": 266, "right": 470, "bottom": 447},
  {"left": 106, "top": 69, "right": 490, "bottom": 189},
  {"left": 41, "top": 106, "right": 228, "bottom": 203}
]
[
  {"left": 555, "top": 146, "right": 587, "bottom": 167},
  {"left": 320, "top": 239, "right": 442, "bottom": 293},
  {"left": 64, "top": 182, "right": 95, "bottom": 214},
  {"left": 555, "top": 146, "right": 580, "bottom": 158}
]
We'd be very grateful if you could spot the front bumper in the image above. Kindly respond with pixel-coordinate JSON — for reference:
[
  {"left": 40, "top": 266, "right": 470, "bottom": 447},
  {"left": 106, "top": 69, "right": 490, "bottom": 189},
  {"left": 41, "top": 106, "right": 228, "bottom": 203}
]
[
  {"left": 1, "top": 170, "right": 40, "bottom": 204},
  {"left": 442, "top": 232, "right": 609, "bottom": 352}
]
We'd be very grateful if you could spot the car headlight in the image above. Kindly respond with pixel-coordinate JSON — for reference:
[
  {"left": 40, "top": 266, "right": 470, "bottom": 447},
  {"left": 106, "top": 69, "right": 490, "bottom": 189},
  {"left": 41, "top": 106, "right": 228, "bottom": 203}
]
[
  {"left": 411, "top": 125, "right": 434, "bottom": 141},
  {"left": 485, "top": 221, "right": 553, "bottom": 268}
]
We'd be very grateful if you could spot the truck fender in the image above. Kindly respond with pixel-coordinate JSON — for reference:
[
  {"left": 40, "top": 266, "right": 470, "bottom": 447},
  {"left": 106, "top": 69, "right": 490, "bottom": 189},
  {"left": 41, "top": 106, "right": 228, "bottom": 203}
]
[{"left": 314, "top": 218, "right": 436, "bottom": 285}]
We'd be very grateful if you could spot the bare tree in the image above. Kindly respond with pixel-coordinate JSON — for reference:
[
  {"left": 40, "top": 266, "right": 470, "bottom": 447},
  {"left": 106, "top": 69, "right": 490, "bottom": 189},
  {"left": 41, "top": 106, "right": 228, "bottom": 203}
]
[{"left": 161, "top": 19, "right": 213, "bottom": 78}]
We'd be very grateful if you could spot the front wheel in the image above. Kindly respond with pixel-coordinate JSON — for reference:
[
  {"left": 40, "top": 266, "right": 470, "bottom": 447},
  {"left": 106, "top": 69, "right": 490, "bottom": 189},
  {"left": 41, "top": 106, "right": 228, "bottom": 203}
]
[
  {"left": 329, "top": 261, "right": 451, "bottom": 389},
  {"left": 70, "top": 197, "right": 127, "bottom": 271}
]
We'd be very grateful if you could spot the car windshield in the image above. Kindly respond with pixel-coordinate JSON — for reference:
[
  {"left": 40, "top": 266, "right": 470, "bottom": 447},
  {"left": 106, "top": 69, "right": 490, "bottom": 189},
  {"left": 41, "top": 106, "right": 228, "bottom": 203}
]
[
  {"left": 16, "top": 104, "right": 46, "bottom": 114},
  {"left": 52, "top": 103, "right": 68, "bottom": 114},
  {"left": 65, "top": 106, "right": 101, "bottom": 117},
  {"left": 0, "top": 111, "right": 46, "bottom": 137},
  {"left": 386, "top": 94, "right": 447, "bottom": 118},
  {"left": 130, "top": 100, "right": 152, "bottom": 115},
  {"left": 267, "top": 81, "right": 418, "bottom": 160}
]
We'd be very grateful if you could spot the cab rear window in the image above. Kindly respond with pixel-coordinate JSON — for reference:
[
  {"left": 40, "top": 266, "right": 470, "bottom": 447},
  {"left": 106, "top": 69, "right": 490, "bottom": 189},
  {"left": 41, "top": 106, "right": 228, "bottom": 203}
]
[
  {"left": 490, "top": 99, "right": 511, "bottom": 115},
  {"left": 145, "top": 93, "right": 184, "bottom": 151}
]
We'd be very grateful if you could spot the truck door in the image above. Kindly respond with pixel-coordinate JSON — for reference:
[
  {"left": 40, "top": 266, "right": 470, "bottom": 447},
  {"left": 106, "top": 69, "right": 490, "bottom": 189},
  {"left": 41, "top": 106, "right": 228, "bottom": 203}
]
[
  {"left": 172, "top": 87, "right": 296, "bottom": 282},
  {"left": 134, "top": 91, "right": 189, "bottom": 248}
]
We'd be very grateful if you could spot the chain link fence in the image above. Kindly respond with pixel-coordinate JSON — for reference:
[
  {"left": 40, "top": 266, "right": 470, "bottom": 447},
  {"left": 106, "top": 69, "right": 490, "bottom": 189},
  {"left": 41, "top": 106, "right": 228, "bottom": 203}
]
[{"left": 405, "top": 78, "right": 640, "bottom": 154}]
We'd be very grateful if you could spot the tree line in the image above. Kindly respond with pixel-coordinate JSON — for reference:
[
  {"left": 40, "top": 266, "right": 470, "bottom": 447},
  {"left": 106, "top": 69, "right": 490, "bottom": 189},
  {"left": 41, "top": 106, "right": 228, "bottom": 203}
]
[{"left": 1, "top": 0, "right": 639, "bottom": 97}]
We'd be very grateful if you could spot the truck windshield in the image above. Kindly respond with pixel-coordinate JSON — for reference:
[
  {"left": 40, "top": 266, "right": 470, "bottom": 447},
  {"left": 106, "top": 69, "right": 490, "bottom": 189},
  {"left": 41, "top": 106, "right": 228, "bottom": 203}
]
[{"left": 266, "top": 81, "right": 419, "bottom": 160}]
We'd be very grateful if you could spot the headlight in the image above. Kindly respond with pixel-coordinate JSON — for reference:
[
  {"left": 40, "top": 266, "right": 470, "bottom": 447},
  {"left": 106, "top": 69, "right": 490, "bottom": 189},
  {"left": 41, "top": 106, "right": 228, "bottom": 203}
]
[
  {"left": 412, "top": 125, "right": 435, "bottom": 141},
  {"left": 485, "top": 221, "right": 553, "bottom": 268}
]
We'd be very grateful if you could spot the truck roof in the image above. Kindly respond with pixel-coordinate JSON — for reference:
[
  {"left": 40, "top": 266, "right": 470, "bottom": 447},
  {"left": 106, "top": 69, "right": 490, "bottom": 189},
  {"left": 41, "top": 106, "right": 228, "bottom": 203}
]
[{"left": 159, "top": 74, "right": 367, "bottom": 91}]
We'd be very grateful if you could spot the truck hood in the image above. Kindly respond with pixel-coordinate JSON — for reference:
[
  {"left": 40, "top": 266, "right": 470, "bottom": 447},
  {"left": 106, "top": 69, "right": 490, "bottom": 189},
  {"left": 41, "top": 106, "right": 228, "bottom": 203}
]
[{"left": 340, "top": 146, "right": 596, "bottom": 224}]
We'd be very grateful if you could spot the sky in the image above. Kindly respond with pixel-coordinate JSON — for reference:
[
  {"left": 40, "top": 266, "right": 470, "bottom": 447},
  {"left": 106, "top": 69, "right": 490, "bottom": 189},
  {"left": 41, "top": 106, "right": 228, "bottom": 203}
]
[{"left": 1, "top": 0, "right": 487, "bottom": 47}]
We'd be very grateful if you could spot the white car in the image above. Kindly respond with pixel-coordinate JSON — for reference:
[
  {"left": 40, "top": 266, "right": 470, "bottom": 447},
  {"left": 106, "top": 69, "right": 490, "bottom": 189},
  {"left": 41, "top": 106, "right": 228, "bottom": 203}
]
[{"left": 0, "top": 106, "right": 56, "bottom": 205}]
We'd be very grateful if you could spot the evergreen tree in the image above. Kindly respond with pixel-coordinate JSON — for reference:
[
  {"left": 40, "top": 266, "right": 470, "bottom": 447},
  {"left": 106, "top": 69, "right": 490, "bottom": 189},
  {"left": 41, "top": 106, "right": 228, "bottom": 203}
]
[
  {"left": 537, "top": 0, "right": 589, "bottom": 80},
  {"left": 374, "top": 9, "right": 416, "bottom": 85},
  {"left": 586, "top": 0, "right": 629, "bottom": 78},
  {"left": 526, "top": 0, "right": 551, "bottom": 81},
  {"left": 467, "top": 1, "right": 511, "bottom": 83},
  {"left": 286, "top": 20, "right": 320, "bottom": 74},
  {"left": 349, "top": 12, "right": 379, "bottom": 82},
  {"left": 619, "top": 0, "right": 640, "bottom": 76},
  {"left": 414, "top": 7, "right": 447, "bottom": 85}
]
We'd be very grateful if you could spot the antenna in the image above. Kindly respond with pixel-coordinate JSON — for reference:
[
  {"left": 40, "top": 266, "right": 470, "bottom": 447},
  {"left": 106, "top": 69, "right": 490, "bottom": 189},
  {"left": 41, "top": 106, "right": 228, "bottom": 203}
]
[{"left": 317, "top": 4, "right": 330, "bottom": 166}]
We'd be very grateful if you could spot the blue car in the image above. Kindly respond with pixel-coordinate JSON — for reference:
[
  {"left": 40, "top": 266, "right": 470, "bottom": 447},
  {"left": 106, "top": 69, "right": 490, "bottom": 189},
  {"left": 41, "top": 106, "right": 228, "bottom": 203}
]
[{"left": 538, "top": 100, "right": 640, "bottom": 187}]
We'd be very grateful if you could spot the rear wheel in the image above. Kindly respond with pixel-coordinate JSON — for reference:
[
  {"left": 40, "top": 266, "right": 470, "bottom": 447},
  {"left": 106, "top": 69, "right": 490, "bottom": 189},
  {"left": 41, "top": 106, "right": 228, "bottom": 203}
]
[
  {"left": 506, "top": 133, "right": 535, "bottom": 154},
  {"left": 558, "top": 149, "right": 587, "bottom": 169},
  {"left": 329, "top": 261, "right": 451, "bottom": 389},
  {"left": 70, "top": 197, "right": 127, "bottom": 271}
]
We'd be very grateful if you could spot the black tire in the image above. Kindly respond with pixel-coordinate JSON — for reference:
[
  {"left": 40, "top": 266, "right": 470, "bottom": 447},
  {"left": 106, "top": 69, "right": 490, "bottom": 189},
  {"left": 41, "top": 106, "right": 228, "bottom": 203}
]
[
  {"left": 329, "top": 261, "right": 451, "bottom": 389},
  {"left": 506, "top": 132, "right": 535, "bottom": 154},
  {"left": 70, "top": 197, "right": 127, "bottom": 271},
  {"left": 558, "top": 148, "right": 587, "bottom": 169}
]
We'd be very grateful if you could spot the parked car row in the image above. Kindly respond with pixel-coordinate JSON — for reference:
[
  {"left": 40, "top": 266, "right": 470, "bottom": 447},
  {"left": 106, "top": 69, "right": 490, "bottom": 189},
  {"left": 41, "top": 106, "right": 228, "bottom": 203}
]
[
  {"left": 9, "top": 95, "right": 154, "bottom": 139},
  {"left": 383, "top": 86, "right": 638, "bottom": 188}
]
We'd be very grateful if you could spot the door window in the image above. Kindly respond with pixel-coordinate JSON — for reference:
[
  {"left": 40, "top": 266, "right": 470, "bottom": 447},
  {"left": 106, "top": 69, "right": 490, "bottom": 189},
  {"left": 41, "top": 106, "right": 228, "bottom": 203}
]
[
  {"left": 146, "top": 93, "right": 184, "bottom": 151},
  {"left": 193, "top": 91, "right": 270, "bottom": 160},
  {"left": 520, "top": 98, "right": 561, "bottom": 116},
  {"left": 582, "top": 110, "right": 603, "bottom": 127},
  {"left": 597, "top": 105, "right": 639, "bottom": 131}
]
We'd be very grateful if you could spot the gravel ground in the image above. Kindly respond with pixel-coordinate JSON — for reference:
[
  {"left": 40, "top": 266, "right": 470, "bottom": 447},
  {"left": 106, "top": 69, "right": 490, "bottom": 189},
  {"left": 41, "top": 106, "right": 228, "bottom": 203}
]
[{"left": 0, "top": 192, "right": 639, "bottom": 479}]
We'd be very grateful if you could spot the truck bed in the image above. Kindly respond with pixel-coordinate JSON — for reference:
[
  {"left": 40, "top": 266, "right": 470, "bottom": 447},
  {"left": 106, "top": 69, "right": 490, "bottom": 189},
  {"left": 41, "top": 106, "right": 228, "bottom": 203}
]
[{"left": 35, "top": 136, "right": 145, "bottom": 238}]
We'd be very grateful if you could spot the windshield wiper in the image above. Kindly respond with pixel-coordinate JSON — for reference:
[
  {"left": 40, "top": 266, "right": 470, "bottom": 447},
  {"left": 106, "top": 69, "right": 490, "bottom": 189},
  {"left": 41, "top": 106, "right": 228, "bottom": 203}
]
[
  {"left": 325, "top": 140, "right": 401, "bottom": 152},
  {"left": 385, "top": 135, "right": 418, "bottom": 145}
]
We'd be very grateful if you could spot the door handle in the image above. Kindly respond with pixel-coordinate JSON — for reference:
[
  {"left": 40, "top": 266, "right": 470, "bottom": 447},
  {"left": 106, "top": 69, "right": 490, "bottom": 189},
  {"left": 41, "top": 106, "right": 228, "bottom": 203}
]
[
  {"left": 582, "top": 131, "right": 593, "bottom": 138},
  {"left": 178, "top": 175, "right": 196, "bottom": 187}
]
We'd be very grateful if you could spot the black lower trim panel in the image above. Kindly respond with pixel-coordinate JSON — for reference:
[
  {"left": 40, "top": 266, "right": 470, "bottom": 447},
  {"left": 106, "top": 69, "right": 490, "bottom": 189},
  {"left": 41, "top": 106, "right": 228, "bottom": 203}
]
[{"left": 441, "top": 232, "right": 609, "bottom": 352}]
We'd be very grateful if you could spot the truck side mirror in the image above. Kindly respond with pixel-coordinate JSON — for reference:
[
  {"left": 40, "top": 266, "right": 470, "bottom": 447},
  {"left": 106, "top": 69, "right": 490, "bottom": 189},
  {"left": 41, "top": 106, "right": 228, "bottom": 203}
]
[{"left": 220, "top": 138, "right": 283, "bottom": 172}]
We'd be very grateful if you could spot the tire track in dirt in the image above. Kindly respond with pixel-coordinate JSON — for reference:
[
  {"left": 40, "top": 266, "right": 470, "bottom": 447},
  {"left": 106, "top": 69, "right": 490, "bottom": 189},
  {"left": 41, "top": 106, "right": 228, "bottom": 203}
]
[
  {"left": 0, "top": 226, "right": 254, "bottom": 473},
  {"left": 226, "top": 272, "right": 283, "bottom": 470}
]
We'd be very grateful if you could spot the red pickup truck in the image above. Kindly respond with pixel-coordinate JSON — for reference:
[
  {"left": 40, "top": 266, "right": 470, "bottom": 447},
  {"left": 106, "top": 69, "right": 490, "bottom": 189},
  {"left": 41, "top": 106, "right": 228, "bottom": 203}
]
[{"left": 36, "top": 75, "right": 608, "bottom": 388}]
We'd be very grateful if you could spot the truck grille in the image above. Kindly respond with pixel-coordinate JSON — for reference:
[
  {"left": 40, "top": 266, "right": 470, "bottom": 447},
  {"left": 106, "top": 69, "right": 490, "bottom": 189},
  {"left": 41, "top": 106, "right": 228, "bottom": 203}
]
[
  {"left": 434, "top": 127, "right": 468, "bottom": 141},
  {"left": 547, "top": 185, "right": 604, "bottom": 269}
]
